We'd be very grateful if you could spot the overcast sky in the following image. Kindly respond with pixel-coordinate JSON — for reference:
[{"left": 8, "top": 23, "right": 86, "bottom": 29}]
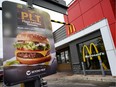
[
  {"left": 0, "top": 0, "right": 73, "bottom": 32},
  {"left": 0, "top": 0, "right": 73, "bottom": 58}
]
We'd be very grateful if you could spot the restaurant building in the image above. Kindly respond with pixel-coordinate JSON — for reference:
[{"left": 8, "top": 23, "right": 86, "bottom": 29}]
[{"left": 54, "top": 0, "right": 116, "bottom": 76}]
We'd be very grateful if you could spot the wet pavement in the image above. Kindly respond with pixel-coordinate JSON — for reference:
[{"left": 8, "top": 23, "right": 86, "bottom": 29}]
[
  {"left": 0, "top": 72, "right": 116, "bottom": 87},
  {"left": 0, "top": 81, "right": 115, "bottom": 87},
  {"left": 47, "top": 80, "right": 116, "bottom": 87},
  {"left": 44, "top": 72, "right": 116, "bottom": 82},
  {"left": 44, "top": 72, "right": 116, "bottom": 87}
]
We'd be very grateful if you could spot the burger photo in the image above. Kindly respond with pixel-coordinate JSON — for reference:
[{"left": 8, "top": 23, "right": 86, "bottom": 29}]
[{"left": 13, "top": 31, "right": 51, "bottom": 64}]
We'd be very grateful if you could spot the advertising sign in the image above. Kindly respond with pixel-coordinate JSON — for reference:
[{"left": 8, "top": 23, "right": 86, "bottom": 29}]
[{"left": 2, "top": 1, "right": 57, "bottom": 86}]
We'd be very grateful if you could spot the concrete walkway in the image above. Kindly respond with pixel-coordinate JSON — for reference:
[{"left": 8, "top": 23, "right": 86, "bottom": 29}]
[
  {"left": 44, "top": 72, "right": 116, "bottom": 82},
  {"left": 0, "top": 72, "right": 116, "bottom": 87}
]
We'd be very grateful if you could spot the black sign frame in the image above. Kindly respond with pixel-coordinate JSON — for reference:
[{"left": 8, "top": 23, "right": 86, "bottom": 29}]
[{"left": 2, "top": 1, "right": 57, "bottom": 86}]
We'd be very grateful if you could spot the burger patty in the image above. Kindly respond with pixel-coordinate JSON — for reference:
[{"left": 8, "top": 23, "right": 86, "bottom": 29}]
[
  {"left": 14, "top": 41, "right": 50, "bottom": 51},
  {"left": 17, "top": 52, "right": 44, "bottom": 58}
]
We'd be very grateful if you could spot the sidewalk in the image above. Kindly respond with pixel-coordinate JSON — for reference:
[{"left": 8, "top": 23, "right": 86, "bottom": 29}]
[{"left": 44, "top": 72, "right": 116, "bottom": 82}]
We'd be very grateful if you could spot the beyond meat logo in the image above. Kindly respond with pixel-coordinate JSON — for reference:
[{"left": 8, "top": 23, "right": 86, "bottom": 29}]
[{"left": 26, "top": 68, "right": 46, "bottom": 76}]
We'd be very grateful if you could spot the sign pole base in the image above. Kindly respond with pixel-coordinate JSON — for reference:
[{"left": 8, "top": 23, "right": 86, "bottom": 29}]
[{"left": 24, "top": 77, "right": 41, "bottom": 87}]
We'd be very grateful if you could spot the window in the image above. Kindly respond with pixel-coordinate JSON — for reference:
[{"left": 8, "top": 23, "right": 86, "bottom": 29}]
[
  {"left": 61, "top": 52, "right": 65, "bottom": 63},
  {"left": 78, "top": 37, "right": 110, "bottom": 70},
  {"left": 56, "top": 49, "right": 70, "bottom": 64},
  {"left": 56, "top": 55, "right": 62, "bottom": 64},
  {"left": 65, "top": 51, "right": 70, "bottom": 63}
]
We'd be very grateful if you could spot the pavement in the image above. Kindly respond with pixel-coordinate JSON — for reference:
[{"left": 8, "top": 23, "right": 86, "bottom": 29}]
[
  {"left": 0, "top": 72, "right": 116, "bottom": 87},
  {"left": 44, "top": 72, "right": 116, "bottom": 82}
]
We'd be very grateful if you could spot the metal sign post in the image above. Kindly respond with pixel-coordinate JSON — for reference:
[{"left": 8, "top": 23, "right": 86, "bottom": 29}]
[
  {"left": 99, "top": 60, "right": 105, "bottom": 77},
  {"left": 24, "top": 77, "right": 41, "bottom": 87},
  {"left": 81, "top": 62, "right": 86, "bottom": 76}
]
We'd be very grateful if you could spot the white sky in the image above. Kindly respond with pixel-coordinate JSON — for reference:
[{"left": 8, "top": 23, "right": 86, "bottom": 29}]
[
  {"left": 0, "top": 0, "right": 73, "bottom": 32},
  {"left": 0, "top": 0, "right": 73, "bottom": 58}
]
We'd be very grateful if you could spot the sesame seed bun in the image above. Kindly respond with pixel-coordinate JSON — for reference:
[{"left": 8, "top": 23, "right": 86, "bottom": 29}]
[{"left": 16, "top": 31, "right": 49, "bottom": 43}]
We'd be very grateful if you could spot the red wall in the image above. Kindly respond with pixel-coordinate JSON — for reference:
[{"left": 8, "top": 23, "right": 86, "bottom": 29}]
[{"left": 64, "top": 0, "right": 116, "bottom": 46}]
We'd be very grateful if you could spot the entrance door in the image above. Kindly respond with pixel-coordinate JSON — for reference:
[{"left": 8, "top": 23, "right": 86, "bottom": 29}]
[{"left": 78, "top": 36, "right": 110, "bottom": 74}]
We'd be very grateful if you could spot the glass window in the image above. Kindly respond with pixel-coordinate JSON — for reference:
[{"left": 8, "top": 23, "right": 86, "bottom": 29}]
[
  {"left": 78, "top": 36, "right": 110, "bottom": 70},
  {"left": 56, "top": 49, "right": 70, "bottom": 64},
  {"left": 65, "top": 51, "right": 70, "bottom": 63},
  {"left": 56, "top": 55, "right": 62, "bottom": 64},
  {"left": 61, "top": 52, "right": 65, "bottom": 63}
]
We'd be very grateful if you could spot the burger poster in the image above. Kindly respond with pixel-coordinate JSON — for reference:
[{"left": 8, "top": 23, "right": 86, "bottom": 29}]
[{"left": 2, "top": 1, "right": 57, "bottom": 86}]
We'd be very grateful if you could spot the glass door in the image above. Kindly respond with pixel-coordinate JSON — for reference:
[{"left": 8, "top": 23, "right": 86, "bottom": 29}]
[{"left": 78, "top": 37, "right": 110, "bottom": 70}]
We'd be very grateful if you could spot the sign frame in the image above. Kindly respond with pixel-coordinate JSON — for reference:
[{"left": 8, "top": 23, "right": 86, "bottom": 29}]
[{"left": 2, "top": 1, "right": 57, "bottom": 86}]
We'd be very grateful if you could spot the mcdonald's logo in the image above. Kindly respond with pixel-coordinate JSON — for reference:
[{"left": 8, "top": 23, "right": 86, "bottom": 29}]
[
  {"left": 67, "top": 24, "right": 76, "bottom": 35},
  {"left": 51, "top": 20, "right": 76, "bottom": 35},
  {"left": 82, "top": 43, "right": 108, "bottom": 70}
]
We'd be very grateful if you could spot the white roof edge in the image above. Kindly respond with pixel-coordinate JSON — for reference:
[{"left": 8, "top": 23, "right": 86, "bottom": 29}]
[{"left": 55, "top": 19, "right": 107, "bottom": 47}]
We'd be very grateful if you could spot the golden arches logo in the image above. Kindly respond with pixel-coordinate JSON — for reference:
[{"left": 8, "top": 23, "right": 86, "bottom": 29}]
[
  {"left": 82, "top": 43, "right": 108, "bottom": 70},
  {"left": 67, "top": 24, "right": 76, "bottom": 35}
]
